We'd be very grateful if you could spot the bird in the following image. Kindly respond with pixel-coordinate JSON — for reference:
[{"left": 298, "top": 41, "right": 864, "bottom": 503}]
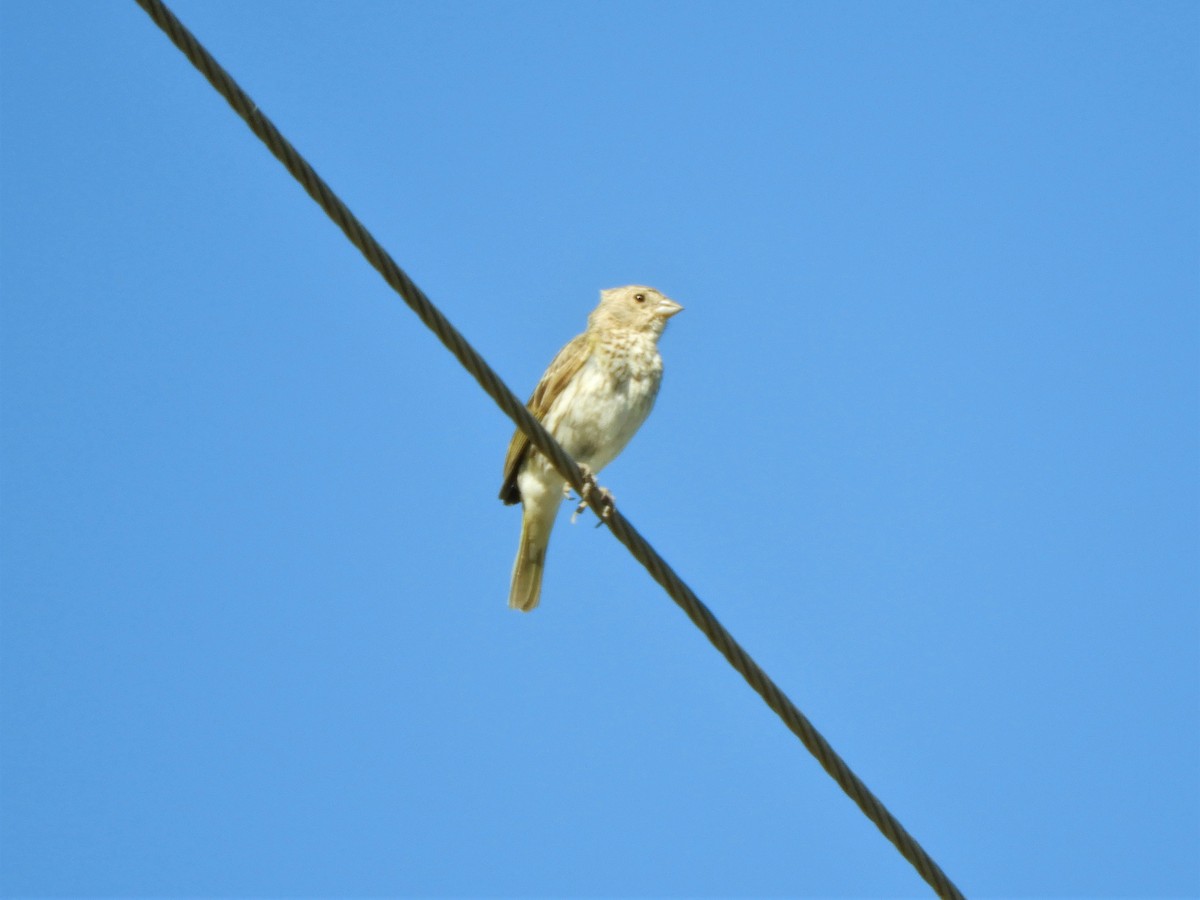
[{"left": 499, "top": 285, "right": 683, "bottom": 611}]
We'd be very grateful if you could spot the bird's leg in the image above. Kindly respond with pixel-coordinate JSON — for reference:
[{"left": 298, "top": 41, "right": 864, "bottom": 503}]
[
  {"left": 570, "top": 465, "right": 615, "bottom": 524},
  {"left": 569, "top": 466, "right": 592, "bottom": 524},
  {"left": 592, "top": 485, "right": 615, "bottom": 524}
]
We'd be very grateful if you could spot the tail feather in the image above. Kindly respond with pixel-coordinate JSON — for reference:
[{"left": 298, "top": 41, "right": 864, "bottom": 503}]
[
  {"left": 509, "top": 498, "right": 557, "bottom": 611},
  {"left": 509, "top": 535, "right": 546, "bottom": 611}
]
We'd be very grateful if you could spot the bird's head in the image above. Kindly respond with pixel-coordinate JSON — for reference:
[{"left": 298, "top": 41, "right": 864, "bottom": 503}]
[{"left": 589, "top": 285, "right": 683, "bottom": 337}]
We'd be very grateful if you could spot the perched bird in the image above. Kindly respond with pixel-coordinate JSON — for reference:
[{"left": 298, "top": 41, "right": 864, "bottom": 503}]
[{"left": 500, "top": 285, "right": 683, "bottom": 611}]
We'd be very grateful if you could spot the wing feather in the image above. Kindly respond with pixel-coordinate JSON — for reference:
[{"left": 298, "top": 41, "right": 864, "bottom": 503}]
[{"left": 499, "top": 332, "right": 591, "bottom": 504}]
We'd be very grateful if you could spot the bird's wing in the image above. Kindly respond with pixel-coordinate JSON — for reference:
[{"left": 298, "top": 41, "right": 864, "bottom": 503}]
[{"left": 499, "top": 332, "right": 591, "bottom": 504}]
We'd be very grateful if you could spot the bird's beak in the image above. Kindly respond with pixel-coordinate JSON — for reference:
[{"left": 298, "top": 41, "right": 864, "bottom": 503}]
[{"left": 657, "top": 298, "right": 684, "bottom": 318}]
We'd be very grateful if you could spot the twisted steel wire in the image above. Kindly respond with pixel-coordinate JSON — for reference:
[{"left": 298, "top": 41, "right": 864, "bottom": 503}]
[{"left": 131, "top": 1, "right": 966, "bottom": 896}]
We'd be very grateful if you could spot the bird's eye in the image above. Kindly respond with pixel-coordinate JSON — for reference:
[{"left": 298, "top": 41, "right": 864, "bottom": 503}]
[{"left": 634, "top": 293, "right": 646, "bottom": 303}]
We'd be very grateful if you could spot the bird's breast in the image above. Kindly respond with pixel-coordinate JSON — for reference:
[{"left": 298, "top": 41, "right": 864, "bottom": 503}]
[{"left": 543, "top": 336, "right": 663, "bottom": 472}]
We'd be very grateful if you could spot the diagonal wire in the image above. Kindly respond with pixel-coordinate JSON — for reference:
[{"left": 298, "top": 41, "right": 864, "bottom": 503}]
[{"left": 129, "top": 1, "right": 966, "bottom": 896}]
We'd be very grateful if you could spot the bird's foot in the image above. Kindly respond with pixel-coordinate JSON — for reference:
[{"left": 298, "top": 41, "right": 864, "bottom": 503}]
[{"left": 570, "top": 465, "right": 615, "bottom": 525}]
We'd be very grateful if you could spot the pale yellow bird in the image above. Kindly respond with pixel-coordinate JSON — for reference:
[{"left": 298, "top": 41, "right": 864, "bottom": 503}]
[{"left": 499, "top": 285, "right": 683, "bottom": 611}]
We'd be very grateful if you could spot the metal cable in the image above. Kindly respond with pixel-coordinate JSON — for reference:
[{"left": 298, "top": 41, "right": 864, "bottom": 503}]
[{"left": 130, "top": 2, "right": 966, "bottom": 896}]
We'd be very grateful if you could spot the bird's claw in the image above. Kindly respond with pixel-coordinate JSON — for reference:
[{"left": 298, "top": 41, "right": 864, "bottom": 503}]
[{"left": 569, "top": 465, "right": 615, "bottom": 525}]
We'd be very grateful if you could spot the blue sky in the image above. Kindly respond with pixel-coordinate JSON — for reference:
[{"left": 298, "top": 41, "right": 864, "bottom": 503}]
[{"left": 2, "top": 1, "right": 1197, "bottom": 896}]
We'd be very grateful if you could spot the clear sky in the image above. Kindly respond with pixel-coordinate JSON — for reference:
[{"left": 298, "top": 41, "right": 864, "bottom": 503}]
[{"left": 2, "top": 1, "right": 1197, "bottom": 897}]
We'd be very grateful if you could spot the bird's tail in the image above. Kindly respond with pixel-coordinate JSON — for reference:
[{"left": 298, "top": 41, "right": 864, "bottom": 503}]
[{"left": 509, "top": 500, "right": 557, "bottom": 612}]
